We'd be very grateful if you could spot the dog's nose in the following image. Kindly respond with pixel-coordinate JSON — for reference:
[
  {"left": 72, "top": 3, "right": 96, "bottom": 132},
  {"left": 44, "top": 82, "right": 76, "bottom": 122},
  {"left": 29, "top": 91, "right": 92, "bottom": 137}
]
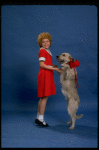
[{"left": 56, "top": 55, "right": 59, "bottom": 59}]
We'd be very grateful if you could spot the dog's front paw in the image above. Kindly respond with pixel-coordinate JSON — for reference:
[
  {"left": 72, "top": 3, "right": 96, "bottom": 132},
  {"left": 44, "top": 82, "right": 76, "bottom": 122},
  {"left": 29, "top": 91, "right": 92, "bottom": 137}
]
[
  {"left": 53, "top": 65, "right": 58, "bottom": 68},
  {"left": 69, "top": 126, "right": 74, "bottom": 130}
]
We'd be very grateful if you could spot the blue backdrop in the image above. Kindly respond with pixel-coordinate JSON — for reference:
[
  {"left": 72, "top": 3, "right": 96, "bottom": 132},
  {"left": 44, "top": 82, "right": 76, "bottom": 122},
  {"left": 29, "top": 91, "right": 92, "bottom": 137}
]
[
  {"left": 1, "top": 5, "right": 98, "bottom": 148},
  {"left": 1, "top": 5, "right": 97, "bottom": 112}
]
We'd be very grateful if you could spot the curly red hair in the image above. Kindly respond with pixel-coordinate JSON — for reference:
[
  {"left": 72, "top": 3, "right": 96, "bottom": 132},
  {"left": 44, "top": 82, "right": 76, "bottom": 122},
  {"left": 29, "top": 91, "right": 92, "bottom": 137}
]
[{"left": 37, "top": 32, "right": 52, "bottom": 47}]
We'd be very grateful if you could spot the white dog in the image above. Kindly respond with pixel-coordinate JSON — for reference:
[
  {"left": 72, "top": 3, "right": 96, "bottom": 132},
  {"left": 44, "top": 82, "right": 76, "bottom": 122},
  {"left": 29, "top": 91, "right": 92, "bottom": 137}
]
[{"left": 56, "top": 53, "right": 83, "bottom": 130}]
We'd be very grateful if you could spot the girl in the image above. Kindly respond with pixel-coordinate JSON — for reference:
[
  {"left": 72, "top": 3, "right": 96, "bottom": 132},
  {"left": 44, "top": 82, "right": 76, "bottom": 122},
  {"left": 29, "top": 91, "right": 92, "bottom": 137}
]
[{"left": 35, "top": 32, "right": 62, "bottom": 127}]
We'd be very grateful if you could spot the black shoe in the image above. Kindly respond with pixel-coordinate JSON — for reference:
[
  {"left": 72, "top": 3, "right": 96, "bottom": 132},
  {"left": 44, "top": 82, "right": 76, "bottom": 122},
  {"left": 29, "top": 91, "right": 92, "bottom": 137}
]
[{"left": 35, "top": 119, "right": 49, "bottom": 127}]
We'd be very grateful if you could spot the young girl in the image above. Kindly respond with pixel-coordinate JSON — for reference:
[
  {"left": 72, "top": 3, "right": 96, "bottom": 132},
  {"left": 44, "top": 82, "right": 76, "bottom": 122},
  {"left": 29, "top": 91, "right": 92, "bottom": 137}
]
[{"left": 35, "top": 32, "right": 62, "bottom": 127}]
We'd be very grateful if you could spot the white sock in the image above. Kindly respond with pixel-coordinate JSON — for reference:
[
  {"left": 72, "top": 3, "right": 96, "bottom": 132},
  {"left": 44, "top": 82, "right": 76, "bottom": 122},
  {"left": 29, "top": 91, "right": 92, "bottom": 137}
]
[
  {"left": 37, "top": 112, "right": 40, "bottom": 119},
  {"left": 37, "top": 114, "right": 46, "bottom": 125},
  {"left": 38, "top": 115, "right": 44, "bottom": 122}
]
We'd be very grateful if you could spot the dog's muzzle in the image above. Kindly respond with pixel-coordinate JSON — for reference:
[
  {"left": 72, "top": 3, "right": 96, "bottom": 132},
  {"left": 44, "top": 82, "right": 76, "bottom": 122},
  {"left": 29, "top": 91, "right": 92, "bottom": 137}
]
[{"left": 56, "top": 56, "right": 64, "bottom": 63}]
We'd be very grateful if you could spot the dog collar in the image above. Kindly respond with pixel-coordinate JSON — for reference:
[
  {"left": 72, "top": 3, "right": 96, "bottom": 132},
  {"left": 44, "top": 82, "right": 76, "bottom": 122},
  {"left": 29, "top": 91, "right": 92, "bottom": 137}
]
[
  {"left": 66, "top": 62, "right": 70, "bottom": 65},
  {"left": 65, "top": 61, "right": 79, "bottom": 88}
]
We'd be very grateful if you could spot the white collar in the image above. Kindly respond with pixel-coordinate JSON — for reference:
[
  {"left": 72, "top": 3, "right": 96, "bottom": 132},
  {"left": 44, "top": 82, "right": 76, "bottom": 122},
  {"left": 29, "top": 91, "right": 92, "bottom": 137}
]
[{"left": 40, "top": 47, "right": 52, "bottom": 56}]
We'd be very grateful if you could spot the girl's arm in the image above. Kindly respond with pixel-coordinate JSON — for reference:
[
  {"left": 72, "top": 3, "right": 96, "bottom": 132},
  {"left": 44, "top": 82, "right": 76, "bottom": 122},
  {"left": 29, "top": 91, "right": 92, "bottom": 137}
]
[{"left": 39, "top": 61, "right": 62, "bottom": 73}]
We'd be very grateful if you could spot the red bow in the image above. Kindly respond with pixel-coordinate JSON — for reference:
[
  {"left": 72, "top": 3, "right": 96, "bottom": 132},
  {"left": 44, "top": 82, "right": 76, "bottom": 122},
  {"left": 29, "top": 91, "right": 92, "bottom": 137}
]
[
  {"left": 69, "top": 59, "right": 80, "bottom": 88},
  {"left": 69, "top": 59, "right": 80, "bottom": 68}
]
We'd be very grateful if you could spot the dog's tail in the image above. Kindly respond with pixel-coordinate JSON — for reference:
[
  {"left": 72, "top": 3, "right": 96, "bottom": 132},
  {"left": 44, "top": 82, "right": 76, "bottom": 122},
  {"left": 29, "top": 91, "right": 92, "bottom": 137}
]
[{"left": 76, "top": 114, "right": 83, "bottom": 119}]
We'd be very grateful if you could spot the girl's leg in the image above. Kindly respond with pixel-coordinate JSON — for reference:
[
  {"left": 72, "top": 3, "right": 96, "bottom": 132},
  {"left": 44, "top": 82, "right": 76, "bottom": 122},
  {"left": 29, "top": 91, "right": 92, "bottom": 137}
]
[
  {"left": 38, "top": 96, "right": 48, "bottom": 115},
  {"left": 35, "top": 97, "right": 49, "bottom": 126}
]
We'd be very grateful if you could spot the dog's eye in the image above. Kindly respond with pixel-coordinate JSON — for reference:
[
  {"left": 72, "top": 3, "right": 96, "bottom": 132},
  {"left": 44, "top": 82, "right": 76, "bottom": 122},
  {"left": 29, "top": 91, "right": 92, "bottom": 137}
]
[{"left": 62, "top": 54, "right": 65, "bottom": 56}]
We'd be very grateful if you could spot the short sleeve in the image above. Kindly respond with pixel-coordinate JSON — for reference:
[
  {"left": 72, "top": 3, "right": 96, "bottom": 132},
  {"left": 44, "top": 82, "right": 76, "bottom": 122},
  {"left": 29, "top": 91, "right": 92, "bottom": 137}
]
[{"left": 38, "top": 49, "right": 46, "bottom": 62}]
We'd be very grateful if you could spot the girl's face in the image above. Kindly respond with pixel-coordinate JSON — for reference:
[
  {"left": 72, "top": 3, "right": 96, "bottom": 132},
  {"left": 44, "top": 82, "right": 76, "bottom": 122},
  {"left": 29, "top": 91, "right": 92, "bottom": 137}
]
[{"left": 42, "top": 39, "right": 50, "bottom": 49}]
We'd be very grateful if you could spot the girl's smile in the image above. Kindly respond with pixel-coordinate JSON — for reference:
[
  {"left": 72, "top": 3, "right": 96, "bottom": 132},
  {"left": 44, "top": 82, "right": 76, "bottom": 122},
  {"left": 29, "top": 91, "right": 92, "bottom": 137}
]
[{"left": 42, "top": 39, "right": 50, "bottom": 50}]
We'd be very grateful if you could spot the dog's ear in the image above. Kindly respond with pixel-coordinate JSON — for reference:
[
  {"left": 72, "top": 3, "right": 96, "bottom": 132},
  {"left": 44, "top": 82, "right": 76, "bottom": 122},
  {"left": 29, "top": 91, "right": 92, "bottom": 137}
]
[
  {"left": 71, "top": 58, "right": 75, "bottom": 62},
  {"left": 69, "top": 56, "right": 75, "bottom": 62}
]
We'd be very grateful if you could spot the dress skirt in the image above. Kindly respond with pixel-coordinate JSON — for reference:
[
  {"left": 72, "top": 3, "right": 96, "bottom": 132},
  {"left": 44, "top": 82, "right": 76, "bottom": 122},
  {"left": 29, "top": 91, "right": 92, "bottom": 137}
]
[{"left": 37, "top": 48, "right": 56, "bottom": 97}]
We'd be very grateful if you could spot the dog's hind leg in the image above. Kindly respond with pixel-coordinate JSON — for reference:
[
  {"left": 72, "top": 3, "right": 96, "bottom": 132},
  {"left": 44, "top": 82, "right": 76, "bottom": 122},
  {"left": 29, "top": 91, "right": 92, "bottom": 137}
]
[
  {"left": 67, "top": 104, "right": 77, "bottom": 130},
  {"left": 69, "top": 113, "right": 83, "bottom": 129},
  {"left": 69, "top": 115, "right": 76, "bottom": 130},
  {"left": 67, "top": 118, "right": 72, "bottom": 125}
]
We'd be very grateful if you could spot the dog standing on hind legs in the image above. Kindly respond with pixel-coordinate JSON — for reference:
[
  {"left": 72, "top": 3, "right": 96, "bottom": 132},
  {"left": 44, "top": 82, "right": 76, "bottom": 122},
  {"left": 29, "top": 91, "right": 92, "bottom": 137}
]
[{"left": 56, "top": 53, "right": 83, "bottom": 130}]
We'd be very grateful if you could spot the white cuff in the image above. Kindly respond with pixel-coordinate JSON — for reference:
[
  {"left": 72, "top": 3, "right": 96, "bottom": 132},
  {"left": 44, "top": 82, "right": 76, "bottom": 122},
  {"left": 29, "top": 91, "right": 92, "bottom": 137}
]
[
  {"left": 39, "top": 57, "right": 46, "bottom": 61},
  {"left": 48, "top": 65, "right": 53, "bottom": 67}
]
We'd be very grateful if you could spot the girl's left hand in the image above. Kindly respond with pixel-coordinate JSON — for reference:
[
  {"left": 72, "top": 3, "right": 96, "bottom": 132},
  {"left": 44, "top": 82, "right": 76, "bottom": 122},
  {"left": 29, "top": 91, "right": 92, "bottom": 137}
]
[
  {"left": 53, "top": 65, "right": 58, "bottom": 68},
  {"left": 54, "top": 68, "right": 63, "bottom": 73}
]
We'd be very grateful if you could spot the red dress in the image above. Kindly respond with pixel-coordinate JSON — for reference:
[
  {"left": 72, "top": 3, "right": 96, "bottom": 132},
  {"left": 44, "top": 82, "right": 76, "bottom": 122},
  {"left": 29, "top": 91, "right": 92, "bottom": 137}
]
[{"left": 37, "top": 48, "right": 56, "bottom": 97}]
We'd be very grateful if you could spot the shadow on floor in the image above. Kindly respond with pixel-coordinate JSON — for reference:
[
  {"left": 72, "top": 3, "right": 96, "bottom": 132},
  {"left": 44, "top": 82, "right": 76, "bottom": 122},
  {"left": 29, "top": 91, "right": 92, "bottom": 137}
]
[{"left": 44, "top": 124, "right": 98, "bottom": 140}]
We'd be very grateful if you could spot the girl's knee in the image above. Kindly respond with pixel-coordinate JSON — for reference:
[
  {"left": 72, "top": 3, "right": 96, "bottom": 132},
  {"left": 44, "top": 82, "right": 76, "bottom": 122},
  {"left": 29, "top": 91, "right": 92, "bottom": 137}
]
[{"left": 41, "top": 96, "right": 48, "bottom": 101}]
